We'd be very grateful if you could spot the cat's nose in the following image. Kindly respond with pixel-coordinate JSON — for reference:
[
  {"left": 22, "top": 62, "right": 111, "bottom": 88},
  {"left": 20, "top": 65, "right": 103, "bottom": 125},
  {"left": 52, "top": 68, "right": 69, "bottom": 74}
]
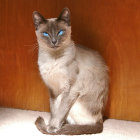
[{"left": 52, "top": 39, "right": 57, "bottom": 45}]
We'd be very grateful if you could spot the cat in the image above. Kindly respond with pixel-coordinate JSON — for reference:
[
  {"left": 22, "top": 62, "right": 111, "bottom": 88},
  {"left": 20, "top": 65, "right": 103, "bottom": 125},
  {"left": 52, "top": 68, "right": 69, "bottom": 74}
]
[{"left": 33, "top": 8, "right": 109, "bottom": 135}]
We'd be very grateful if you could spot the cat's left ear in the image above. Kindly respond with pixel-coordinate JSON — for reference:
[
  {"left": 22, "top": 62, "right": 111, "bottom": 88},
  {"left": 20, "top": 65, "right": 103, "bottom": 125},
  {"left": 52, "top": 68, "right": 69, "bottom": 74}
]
[{"left": 57, "top": 8, "right": 70, "bottom": 26}]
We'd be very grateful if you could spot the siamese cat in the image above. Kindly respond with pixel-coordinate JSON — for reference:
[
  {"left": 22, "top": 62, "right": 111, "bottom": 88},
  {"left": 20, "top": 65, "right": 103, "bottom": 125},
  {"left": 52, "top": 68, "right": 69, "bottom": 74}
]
[{"left": 33, "top": 8, "right": 109, "bottom": 135}]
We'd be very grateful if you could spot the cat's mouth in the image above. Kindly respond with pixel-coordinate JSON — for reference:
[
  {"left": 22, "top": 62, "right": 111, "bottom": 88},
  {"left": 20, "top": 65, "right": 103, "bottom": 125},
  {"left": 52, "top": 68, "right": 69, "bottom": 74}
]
[{"left": 50, "top": 45, "right": 60, "bottom": 49}]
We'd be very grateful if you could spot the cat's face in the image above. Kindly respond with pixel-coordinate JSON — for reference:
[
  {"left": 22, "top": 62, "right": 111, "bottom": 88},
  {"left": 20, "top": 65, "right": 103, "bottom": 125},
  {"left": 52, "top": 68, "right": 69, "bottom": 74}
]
[{"left": 33, "top": 8, "right": 71, "bottom": 50}]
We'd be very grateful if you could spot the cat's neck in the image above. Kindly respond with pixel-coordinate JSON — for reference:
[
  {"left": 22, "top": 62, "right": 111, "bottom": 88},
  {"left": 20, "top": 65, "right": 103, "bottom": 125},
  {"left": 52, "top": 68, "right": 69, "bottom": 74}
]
[{"left": 38, "top": 40, "right": 76, "bottom": 65}]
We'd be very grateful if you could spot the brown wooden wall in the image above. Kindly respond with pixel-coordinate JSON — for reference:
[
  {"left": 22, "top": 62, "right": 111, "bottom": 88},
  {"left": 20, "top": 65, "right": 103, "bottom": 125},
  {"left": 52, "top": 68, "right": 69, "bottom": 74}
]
[{"left": 0, "top": 0, "right": 140, "bottom": 121}]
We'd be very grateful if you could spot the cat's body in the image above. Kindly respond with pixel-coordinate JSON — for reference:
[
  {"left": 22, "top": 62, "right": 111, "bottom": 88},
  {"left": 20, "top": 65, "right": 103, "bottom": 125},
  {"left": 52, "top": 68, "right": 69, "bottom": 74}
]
[{"left": 33, "top": 8, "right": 109, "bottom": 135}]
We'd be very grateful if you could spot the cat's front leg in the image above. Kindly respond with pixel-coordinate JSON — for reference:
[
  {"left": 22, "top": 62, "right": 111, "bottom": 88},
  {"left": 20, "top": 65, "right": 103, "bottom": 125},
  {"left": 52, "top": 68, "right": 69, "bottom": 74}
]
[
  {"left": 47, "top": 118, "right": 64, "bottom": 133},
  {"left": 47, "top": 91, "right": 79, "bottom": 133},
  {"left": 47, "top": 88, "right": 67, "bottom": 133}
]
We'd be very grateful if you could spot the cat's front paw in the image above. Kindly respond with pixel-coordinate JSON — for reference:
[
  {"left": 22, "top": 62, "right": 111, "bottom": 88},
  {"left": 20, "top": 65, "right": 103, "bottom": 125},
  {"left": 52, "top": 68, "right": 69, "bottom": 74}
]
[{"left": 47, "top": 125, "right": 60, "bottom": 133}]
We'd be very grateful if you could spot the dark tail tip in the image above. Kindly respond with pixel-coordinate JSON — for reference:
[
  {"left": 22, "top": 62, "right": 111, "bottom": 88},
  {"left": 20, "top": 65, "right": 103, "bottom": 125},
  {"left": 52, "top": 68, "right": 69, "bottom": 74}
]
[
  {"left": 35, "top": 116, "right": 44, "bottom": 125},
  {"left": 35, "top": 116, "right": 48, "bottom": 134}
]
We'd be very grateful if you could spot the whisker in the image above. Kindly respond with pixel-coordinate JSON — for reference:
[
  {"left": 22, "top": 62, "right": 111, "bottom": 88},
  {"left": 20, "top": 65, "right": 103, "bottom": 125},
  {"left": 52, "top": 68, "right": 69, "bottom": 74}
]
[{"left": 24, "top": 42, "right": 39, "bottom": 64}]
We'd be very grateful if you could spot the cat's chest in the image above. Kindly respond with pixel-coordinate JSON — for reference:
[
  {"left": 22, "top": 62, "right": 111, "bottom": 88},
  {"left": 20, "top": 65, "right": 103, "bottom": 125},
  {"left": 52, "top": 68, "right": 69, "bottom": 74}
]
[
  {"left": 38, "top": 60, "right": 69, "bottom": 91},
  {"left": 39, "top": 61, "right": 66, "bottom": 81}
]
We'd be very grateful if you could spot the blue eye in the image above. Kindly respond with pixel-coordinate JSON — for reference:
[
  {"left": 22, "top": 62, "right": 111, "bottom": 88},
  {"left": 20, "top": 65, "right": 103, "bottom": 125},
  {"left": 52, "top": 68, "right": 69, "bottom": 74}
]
[
  {"left": 43, "top": 32, "right": 49, "bottom": 37},
  {"left": 58, "top": 30, "right": 64, "bottom": 36}
]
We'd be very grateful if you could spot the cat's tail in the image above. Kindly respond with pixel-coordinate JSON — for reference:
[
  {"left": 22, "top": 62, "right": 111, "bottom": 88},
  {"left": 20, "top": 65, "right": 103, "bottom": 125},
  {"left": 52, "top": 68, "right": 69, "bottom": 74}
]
[{"left": 35, "top": 116, "right": 103, "bottom": 135}]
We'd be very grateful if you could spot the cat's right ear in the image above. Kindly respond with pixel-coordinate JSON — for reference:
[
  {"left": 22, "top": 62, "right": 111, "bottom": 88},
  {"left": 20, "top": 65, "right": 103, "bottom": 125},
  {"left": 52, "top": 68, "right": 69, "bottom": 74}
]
[{"left": 32, "top": 11, "right": 46, "bottom": 30}]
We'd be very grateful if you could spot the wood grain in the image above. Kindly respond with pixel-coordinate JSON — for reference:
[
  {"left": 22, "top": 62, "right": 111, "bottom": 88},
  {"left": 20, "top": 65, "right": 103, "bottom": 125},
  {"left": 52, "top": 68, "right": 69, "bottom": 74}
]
[{"left": 0, "top": 0, "right": 140, "bottom": 121}]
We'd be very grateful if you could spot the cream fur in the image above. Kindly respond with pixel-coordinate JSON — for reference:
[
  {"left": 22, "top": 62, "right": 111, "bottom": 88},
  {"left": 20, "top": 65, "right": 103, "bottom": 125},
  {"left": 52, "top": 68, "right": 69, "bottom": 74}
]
[
  {"left": 37, "top": 38, "right": 108, "bottom": 125},
  {"left": 35, "top": 15, "right": 109, "bottom": 134}
]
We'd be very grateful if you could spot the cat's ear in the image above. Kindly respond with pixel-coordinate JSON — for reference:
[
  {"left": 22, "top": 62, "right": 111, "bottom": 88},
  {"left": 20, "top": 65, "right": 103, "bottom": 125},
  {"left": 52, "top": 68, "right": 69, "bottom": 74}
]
[
  {"left": 58, "top": 8, "right": 70, "bottom": 26},
  {"left": 32, "top": 11, "right": 46, "bottom": 30}
]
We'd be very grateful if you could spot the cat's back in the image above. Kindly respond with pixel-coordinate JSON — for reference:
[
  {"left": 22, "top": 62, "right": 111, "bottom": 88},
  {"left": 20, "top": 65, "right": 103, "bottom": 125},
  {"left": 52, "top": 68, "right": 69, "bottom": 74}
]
[{"left": 76, "top": 44, "right": 107, "bottom": 72}]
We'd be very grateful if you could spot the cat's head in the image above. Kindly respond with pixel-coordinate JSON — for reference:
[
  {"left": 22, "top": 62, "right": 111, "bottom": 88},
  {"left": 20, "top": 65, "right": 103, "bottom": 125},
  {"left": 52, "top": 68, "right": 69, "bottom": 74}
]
[{"left": 33, "top": 8, "right": 71, "bottom": 50}]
